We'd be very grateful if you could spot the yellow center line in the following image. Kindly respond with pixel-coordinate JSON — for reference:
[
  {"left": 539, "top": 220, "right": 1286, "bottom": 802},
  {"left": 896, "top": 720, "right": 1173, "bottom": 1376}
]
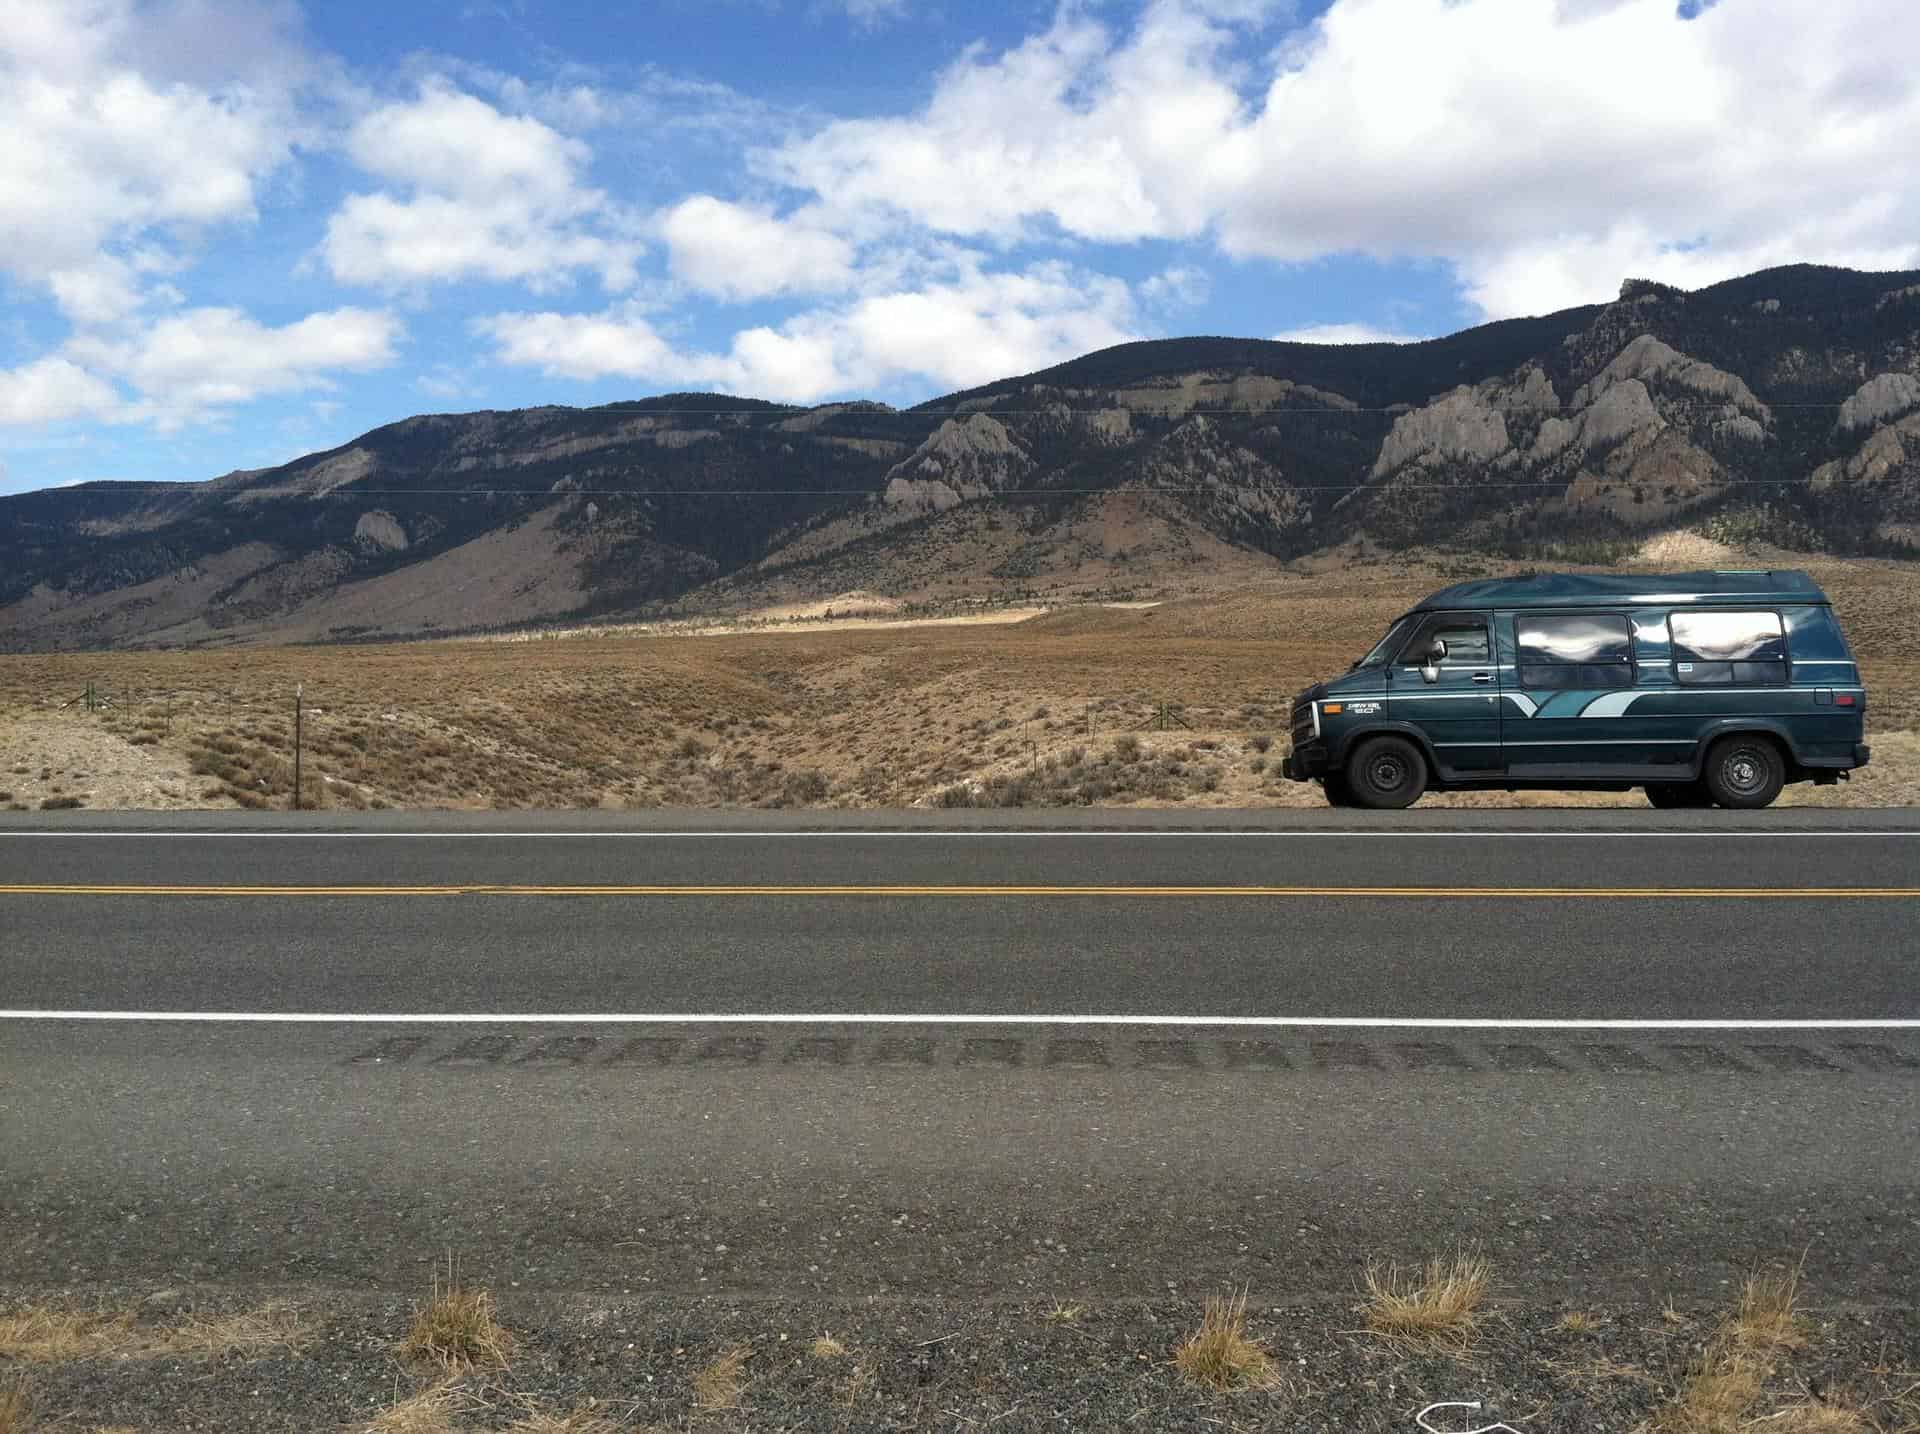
[{"left": 1, "top": 884, "right": 1917, "bottom": 898}]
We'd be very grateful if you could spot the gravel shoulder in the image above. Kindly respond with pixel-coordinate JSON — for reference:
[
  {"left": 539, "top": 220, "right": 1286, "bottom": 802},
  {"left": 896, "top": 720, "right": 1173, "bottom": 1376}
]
[{"left": 5, "top": 1283, "right": 1916, "bottom": 1433}]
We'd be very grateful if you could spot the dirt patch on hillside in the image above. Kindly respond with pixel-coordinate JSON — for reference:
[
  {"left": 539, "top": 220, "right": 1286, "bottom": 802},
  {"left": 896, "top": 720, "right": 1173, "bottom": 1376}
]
[
  {"left": 1634, "top": 529, "right": 1746, "bottom": 566},
  {"left": 0, "top": 712, "right": 231, "bottom": 811},
  {"left": 748, "top": 590, "right": 902, "bottom": 621},
  {"left": 489, "top": 605, "right": 1052, "bottom": 643}
]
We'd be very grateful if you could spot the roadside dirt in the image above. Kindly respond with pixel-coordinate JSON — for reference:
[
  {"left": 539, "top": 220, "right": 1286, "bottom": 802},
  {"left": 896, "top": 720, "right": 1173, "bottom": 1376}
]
[
  {"left": 0, "top": 712, "right": 231, "bottom": 812},
  {"left": 2, "top": 1281, "right": 1912, "bottom": 1434}
]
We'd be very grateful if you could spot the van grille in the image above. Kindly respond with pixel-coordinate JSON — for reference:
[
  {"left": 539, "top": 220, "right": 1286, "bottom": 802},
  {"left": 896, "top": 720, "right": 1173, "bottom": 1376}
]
[{"left": 1290, "top": 700, "right": 1315, "bottom": 748}]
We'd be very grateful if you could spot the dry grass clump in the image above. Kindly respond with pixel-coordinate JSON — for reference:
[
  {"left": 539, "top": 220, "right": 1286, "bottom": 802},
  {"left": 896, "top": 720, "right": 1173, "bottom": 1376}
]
[
  {"left": 398, "top": 1267, "right": 512, "bottom": 1372},
  {"left": 808, "top": 1334, "right": 847, "bottom": 1359},
  {"left": 166, "top": 1302, "right": 304, "bottom": 1357},
  {"left": 367, "top": 1382, "right": 464, "bottom": 1434},
  {"left": 1758, "top": 1403, "right": 1876, "bottom": 1433},
  {"left": 1556, "top": 1311, "right": 1600, "bottom": 1335},
  {"left": 1645, "top": 1264, "right": 1832, "bottom": 1434},
  {"left": 364, "top": 1387, "right": 621, "bottom": 1434},
  {"left": 1363, "top": 1253, "right": 1491, "bottom": 1351},
  {"left": 1173, "top": 1291, "right": 1278, "bottom": 1392},
  {"left": 0, "top": 1380, "right": 29, "bottom": 1434},
  {"left": 0, "top": 1308, "right": 134, "bottom": 1362},
  {"left": 1044, "top": 1301, "right": 1086, "bottom": 1325},
  {"left": 1646, "top": 1354, "right": 1767, "bottom": 1434},
  {"left": 0, "top": 1301, "right": 300, "bottom": 1364},
  {"left": 1731, "top": 1266, "right": 1804, "bottom": 1353},
  {"left": 504, "top": 1410, "right": 621, "bottom": 1434},
  {"left": 692, "top": 1345, "right": 752, "bottom": 1409}
]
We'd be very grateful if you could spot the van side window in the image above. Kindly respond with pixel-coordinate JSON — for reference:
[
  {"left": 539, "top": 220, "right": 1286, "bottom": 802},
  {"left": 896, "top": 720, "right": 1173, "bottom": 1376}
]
[
  {"left": 1400, "top": 619, "right": 1489, "bottom": 665},
  {"left": 1669, "top": 611, "right": 1787, "bottom": 685},
  {"left": 1516, "top": 614, "right": 1633, "bottom": 689}
]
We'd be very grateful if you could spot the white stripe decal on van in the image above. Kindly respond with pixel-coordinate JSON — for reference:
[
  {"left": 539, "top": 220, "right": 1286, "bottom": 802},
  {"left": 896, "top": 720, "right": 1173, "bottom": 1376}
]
[
  {"left": 1576, "top": 691, "right": 1643, "bottom": 719},
  {"left": 1505, "top": 694, "right": 1538, "bottom": 717}
]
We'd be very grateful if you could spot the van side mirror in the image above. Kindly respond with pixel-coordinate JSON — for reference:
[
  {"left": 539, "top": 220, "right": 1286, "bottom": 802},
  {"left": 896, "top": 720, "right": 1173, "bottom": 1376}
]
[{"left": 1419, "top": 636, "right": 1446, "bottom": 684}]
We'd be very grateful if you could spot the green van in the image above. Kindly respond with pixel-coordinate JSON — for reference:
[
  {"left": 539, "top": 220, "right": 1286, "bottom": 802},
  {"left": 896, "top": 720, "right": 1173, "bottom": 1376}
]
[{"left": 1280, "top": 570, "right": 1870, "bottom": 809}]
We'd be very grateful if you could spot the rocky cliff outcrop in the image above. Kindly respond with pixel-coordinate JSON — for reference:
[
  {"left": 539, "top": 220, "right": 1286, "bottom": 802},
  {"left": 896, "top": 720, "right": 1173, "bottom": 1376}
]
[
  {"left": 1371, "top": 388, "right": 1515, "bottom": 479},
  {"left": 352, "top": 510, "right": 408, "bottom": 552},
  {"left": 881, "top": 414, "right": 1035, "bottom": 514},
  {"left": 1838, "top": 373, "right": 1920, "bottom": 432}
]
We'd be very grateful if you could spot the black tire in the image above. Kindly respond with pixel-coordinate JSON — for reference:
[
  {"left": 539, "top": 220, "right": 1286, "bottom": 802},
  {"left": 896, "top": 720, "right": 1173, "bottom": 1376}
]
[
  {"left": 1702, "top": 735, "right": 1786, "bottom": 809},
  {"left": 1322, "top": 773, "right": 1356, "bottom": 807},
  {"left": 1645, "top": 781, "right": 1713, "bottom": 809},
  {"left": 1346, "top": 736, "right": 1428, "bottom": 810}
]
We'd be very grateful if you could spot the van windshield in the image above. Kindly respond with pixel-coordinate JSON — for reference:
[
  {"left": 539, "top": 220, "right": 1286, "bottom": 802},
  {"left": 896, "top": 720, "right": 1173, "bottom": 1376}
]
[{"left": 1356, "top": 616, "right": 1414, "bottom": 668}]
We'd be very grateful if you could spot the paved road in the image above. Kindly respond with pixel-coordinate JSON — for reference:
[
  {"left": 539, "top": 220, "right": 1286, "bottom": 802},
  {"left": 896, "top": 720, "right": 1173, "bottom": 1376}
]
[{"left": 3, "top": 811, "right": 1917, "bottom": 1303}]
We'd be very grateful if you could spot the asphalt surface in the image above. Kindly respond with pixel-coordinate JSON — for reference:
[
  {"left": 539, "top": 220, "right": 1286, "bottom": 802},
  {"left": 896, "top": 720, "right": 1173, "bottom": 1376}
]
[{"left": 3, "top": 810, "right": 1918, "bottom": 1306}]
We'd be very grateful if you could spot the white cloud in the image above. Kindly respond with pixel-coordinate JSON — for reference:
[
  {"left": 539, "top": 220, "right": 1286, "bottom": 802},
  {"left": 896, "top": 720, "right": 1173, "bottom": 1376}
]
[
  {"left": 322, "top": 83, "right": 642, "bottom": 291},
  {"left": 415, "top": 366, "right": 481, "bottom": 402},
  {"left": 826, "top": 0, "right": 910, "bottom": 27},
  {"left": 1271, "top": 322, "right": 1423, "bottom": 345},
  {"left": 1142, "top": 264, "right": 1211, "bottom": 311},
  {"left": 68, "top": 306, "right": 402, "bottom": 429},
  {"left": 0, "top": 356, "right": 122, "bottom": 426},
  {"left": 0, "top": 0, "right": 306, "bottom": 321},
  {"left": 762, "top": 0, "right": 1920, "bottom": 318},
  {"left": 660, "top": 196, "right": 856, "bottom": 302},
  {"left": 479, "top": 258, "right": 1139, "bottom": 403},
  {"left": 442, "top": 58, "right": 800, "bottom": 158},
  {"left": 765, "top": 8, "right": 1224, "bottom": 244}
]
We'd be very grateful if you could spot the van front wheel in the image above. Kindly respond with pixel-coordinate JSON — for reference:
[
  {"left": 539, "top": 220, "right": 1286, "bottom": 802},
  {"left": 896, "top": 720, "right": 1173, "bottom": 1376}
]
[
  {"left": 1702, "top": 735, "right": 1785, "bottom": 809},
  {"left": 1346, "top": 736, "right": 1428, "bottom": 810}
]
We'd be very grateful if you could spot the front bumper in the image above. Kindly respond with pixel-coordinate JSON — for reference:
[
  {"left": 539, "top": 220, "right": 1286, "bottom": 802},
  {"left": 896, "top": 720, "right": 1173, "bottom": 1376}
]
[{"left": 1281, "top": 743, "right": 1328, "bottom": 781}]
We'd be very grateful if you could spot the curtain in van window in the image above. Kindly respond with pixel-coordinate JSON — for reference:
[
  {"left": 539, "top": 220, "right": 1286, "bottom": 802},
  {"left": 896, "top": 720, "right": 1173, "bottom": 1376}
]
[
  {"left": 1668, "top": 611, "right": 1786, "bottom": 685},
  {"left": 1516, "top": 614, "right": 1633, "bottom": 689}
]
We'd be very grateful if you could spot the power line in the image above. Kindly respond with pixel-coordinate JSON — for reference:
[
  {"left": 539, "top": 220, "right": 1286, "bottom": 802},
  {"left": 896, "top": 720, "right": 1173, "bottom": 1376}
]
[
  {"left": 435, "top": 399, "right": 1872, "bottom": 412},
  {"left": 401, "top": 402, "right": 1863, "bottom": 416},
  {"left": 16, "top": 476, "right": 1864, "bottom": 497}
]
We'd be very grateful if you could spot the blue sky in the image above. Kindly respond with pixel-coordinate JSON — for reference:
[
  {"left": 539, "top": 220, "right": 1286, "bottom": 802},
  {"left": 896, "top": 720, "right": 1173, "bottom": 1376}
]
[{"left": 2, "top": 0, "right": 1918, "bottom": 495}]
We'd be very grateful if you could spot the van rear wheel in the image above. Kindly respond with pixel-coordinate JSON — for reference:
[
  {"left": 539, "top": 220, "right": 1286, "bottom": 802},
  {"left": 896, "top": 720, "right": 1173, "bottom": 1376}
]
[
  {"left": 1346, "top": 736, "right": 1428, "bottom": 810},
  {"left": 1702, "top": 735, "right": 1786, "bottom": 809},
  {"left": 1645, "top": 781, "right": 1712, "bottom": 809}
]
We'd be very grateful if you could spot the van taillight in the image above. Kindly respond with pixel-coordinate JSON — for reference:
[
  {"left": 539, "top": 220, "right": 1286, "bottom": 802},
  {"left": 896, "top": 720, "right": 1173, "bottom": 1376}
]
[{"left": 1836, "top": 693, "right": 1857, "bottom": 706}]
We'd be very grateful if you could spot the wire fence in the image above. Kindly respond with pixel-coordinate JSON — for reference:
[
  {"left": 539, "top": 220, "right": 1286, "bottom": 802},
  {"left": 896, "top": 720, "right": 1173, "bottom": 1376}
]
[{"left": 14, "top": 680, "right": 1301, "bottom": 814}]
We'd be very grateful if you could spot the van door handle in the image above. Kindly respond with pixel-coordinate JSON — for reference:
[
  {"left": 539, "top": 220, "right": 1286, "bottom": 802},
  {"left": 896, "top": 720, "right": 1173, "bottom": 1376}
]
[{"left": 1471, "top": 672, "right": 1493, "bottom": 683}]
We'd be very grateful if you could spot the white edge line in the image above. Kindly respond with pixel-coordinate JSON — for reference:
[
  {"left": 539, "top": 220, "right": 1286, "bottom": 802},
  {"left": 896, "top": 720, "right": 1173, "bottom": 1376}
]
[
  {"left": 1, "top": 1011, "right": 1916, "bottom": 1030},
  {"left": 0, "top": 831, "right": 1916, "bottom": 840}
]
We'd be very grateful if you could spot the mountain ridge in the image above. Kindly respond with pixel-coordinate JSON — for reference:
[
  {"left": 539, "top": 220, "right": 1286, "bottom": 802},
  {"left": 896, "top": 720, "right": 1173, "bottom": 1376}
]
[{"left": 5, "top": 263, "right": 1919, "bottom": 651}]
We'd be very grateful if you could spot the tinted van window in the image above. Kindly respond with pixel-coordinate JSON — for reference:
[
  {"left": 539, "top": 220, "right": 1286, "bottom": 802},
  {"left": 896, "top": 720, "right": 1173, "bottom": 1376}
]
[
  {"left": 1401, "top": 619, "right": 1490, "bottom": 665},
  {"left": 1669, "top": 610, "right": 1786, "bottom": 685},
  {"left": 1517, "top": 613, "right": 1633, "bottom": 689}
]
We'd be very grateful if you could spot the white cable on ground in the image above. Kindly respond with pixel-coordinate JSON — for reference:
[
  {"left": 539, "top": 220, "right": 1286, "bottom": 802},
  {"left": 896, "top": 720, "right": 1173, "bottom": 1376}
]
[{"left": 1416, "top": 1400, "right": 1524, "bottom": 1434}]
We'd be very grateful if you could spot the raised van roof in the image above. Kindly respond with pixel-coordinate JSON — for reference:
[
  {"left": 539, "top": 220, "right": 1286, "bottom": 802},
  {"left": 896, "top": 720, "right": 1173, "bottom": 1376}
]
[{"left": 1412, "top": 570, "right": 1828, "bottom": 612}]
